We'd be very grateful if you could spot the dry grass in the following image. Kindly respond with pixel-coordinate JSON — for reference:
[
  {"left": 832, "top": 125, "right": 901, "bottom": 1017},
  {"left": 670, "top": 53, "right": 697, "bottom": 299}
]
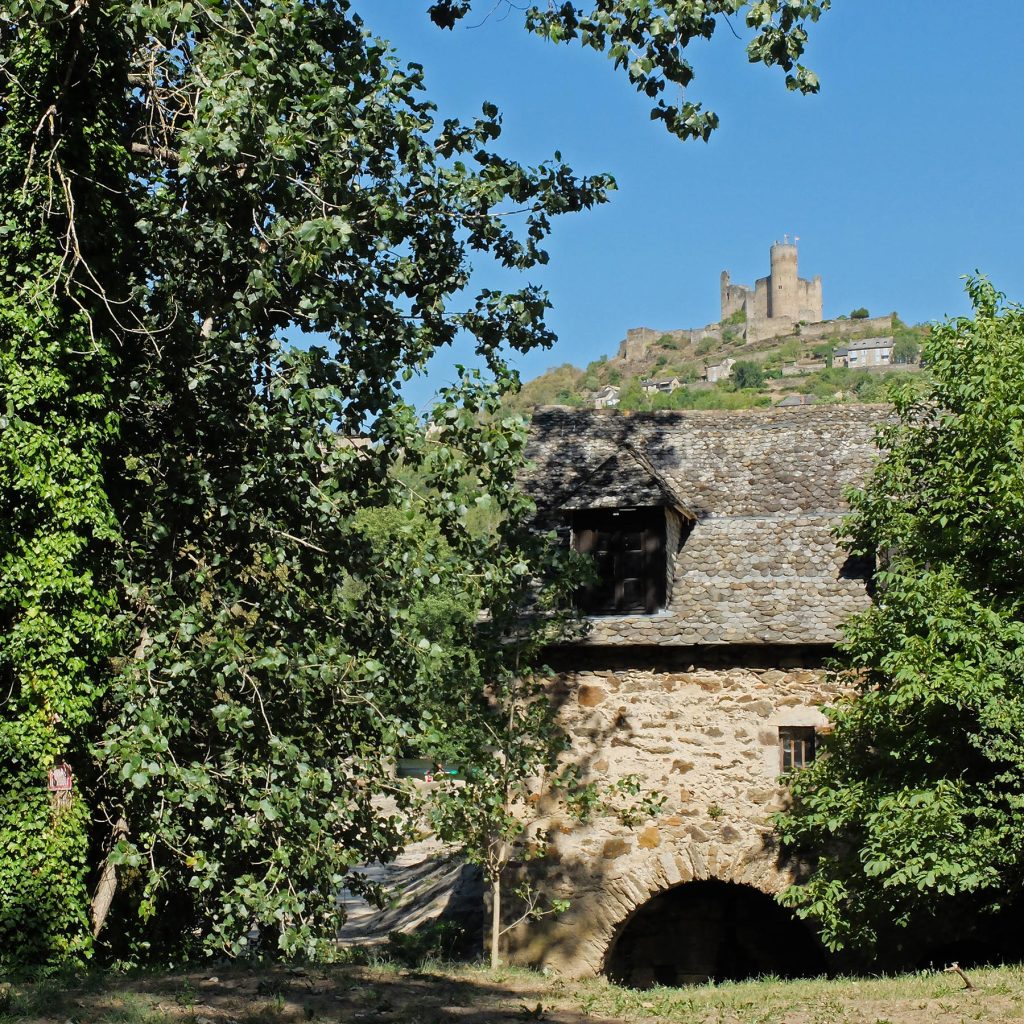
[{"left": 3, "top": 960, "right": 1024, "bottom": 1024}]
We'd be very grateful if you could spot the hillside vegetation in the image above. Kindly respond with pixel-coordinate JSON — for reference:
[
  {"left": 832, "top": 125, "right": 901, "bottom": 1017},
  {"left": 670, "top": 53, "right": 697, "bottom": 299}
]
[{"left": 508, "top": 314, "right": 931, "bottom": 414}]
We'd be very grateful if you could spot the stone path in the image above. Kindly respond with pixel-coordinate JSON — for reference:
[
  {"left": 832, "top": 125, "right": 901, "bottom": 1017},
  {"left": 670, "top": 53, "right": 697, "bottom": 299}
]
[{"left": 336, "top": 836, "right": 483, "bottom": 946}]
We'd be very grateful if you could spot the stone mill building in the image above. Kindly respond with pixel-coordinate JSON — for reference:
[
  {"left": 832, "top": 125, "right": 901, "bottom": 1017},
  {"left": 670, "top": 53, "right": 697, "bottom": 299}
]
[{"left": 506, "top": 404, "right": 887, "bottom": 984}]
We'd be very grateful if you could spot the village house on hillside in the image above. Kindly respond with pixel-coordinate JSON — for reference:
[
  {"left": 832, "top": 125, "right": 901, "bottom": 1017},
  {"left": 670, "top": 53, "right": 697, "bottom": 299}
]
[
  {"left": 507, "top": 404, "right": 888, "bottom": 985},
  {"left": 703, "top": 356, "right": 735, "bottom": 383},
  {"left": 592, "top": 384, "right": 621, "bottom": 409},
  {"left": 641, "top": 377, "right": 681, "bottom": 396},
  {"left": 834, "top": 336, "right": 895, "bottom": 368}
]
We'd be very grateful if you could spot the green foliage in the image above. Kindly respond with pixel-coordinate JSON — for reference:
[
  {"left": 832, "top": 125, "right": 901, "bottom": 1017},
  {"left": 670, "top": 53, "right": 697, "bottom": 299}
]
[
  {"left": 384, "top": 920, "right": 468, "bottom": 966},
  {"left": 431, "top": 1, "right": 830, "bottom": 141},
  {"left": 777, "top": 278, "right": 1024, "bottom": 955},
  {"left": 850, "top": 307, "right": 870, "bottom": 319},
  {"left": 892, "top": 336, "right": 920, "bottom": 364},
  {"left": 724, "top": 307, "right": 747, "bottom": 326},
  {"left": 777, "top": 338, "right": 803, "bottom": 363},
  {"left": 656, "top": 385, "right": 767, "bottom": 411},
  {"left": 616, "top": 376, "right": 651, "bottom": 411},
  {"left": 1, "top": 0, "right": 611, "bottom": 965},
  {"left": 731, "top": 360, "right": 765, "bottom": 390},
  {"left": 506, "top": 363, "right": 586, "bottom": 414},
  {"left": 696, "top": 337, "right": 717, "bottom": 357},
  {"left": 0, "top": 7, "right": 132, "bottom": 965}
]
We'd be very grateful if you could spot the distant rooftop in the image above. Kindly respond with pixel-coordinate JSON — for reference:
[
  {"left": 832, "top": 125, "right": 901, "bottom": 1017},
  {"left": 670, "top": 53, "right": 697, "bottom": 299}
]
[{"left": 845, "top": 336, "right": 894, "bottom": 352}]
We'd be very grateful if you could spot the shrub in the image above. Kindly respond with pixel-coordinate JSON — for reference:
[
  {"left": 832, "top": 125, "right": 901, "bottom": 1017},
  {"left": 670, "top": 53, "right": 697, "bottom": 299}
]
[
  {"left": 386, "top": 920, "right": 469, "bottom": 966},
  {"left": 731, "top": 360, "right": 765, "bottom": 389}
]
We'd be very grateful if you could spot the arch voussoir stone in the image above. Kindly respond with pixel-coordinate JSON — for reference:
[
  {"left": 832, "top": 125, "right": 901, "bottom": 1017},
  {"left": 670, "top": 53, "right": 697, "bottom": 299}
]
[{"left": 519, "top": 840, "right": 798, "bottom": 978}]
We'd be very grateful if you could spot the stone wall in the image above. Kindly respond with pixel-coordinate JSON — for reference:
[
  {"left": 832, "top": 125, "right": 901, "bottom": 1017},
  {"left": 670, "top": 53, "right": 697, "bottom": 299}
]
[
  {"left": 502, "top": 645, "right": 844, "bottom": 976},
  {"left": 720, "top": 272, "right": 748, "bottom": 322},
  {"left": 797, "top": 314, "right": 894, "bottom": 342},
  {"left": 617, "top": 325, "right": 721, "bottom": 364}
]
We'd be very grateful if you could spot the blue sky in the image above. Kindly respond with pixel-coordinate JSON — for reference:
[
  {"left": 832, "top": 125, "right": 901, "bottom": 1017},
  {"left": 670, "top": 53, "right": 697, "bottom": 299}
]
[{"left": 350, "top": 2, "right": 1024, "bottom": 406}]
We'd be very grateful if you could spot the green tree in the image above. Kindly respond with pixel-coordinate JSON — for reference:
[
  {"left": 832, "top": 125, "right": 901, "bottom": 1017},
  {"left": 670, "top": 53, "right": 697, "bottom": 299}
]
[
  {"left": 777, "top": 278, "right": 1024, "bottom": 958},
  {"left": 850, "top": 306, "right": 870, "bottom": 319},
  {"left": 893, "top": 336, "right": 921, "bottom": 364},
  {"left": 777, "top": 338, "right": 803, "bottom": 363},
  {"left": 0, "top": 6, "right": 130, "bottom": 963},
  {"left": 617, "top": 376, "right": 651, "bottom": 411},
  {"left": 731, "top": 360, "right": 765, "bottom": 389},
  {"left": 0, "top": 0, "right": 608, "bottom": 964},
  {"left": 0, "top": 0, "right": 833, "bottom": 965}
]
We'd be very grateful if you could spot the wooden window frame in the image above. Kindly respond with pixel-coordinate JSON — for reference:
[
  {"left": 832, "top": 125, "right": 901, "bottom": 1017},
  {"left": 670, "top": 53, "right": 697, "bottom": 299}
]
[
  {"left": 572, "top": 507, "right": 666, "bottom": 616},
  {"left": 778, "top": 726, "right": 816, "bottom": 773}
]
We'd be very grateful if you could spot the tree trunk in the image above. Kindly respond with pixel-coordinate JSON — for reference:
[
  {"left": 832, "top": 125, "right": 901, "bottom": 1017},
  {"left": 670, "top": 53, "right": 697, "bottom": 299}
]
[
  {"left": 490, "top": 871, "right": 501, "bottom": 970},
  {"left": 90, "top": 816, "right": 127, "bottom": 939}
]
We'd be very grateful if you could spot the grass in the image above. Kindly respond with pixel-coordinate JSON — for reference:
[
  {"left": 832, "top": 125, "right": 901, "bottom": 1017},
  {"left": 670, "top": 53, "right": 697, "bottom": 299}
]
[{"left": 2, "top": 961, "right": 1024, "bottom": 1024}]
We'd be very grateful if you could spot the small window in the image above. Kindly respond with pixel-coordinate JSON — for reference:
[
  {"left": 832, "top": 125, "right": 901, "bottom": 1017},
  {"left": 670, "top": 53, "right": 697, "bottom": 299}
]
[
  {"left": 573, "top": 508, "right": 666, "bottom": 615},
  {"left": 779, "top": 726, "right": 816, "bottom": 773}
]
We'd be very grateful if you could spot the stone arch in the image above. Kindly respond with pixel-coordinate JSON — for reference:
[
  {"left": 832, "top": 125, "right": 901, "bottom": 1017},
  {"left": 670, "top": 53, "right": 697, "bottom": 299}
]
[
  {"left": 545, "top": 839, "right": 799, "bottom": 977},
  {"left": 603, "top": 878, "right": 827, "bottom": 987}
]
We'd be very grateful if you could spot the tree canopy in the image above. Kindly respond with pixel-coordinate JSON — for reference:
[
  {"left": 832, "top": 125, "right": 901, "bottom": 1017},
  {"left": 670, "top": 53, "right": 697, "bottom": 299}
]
[
  {"left": 730, "top": 359, "right": 765, "bottom": 389},
  {"left": 0, "top": 0, "right": 832, "bottom": 965},
  {"left": 428, "top": 0, "right": 829, "bottom": 141},
  {"left": 777, "top": 278, "right": 1024, "bottom": 959}
]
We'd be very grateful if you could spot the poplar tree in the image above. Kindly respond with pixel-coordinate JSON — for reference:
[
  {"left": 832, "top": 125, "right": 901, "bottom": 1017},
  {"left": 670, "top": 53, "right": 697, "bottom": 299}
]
[{"left": 0, "top": 0, "right": 829, "bottom": 963}]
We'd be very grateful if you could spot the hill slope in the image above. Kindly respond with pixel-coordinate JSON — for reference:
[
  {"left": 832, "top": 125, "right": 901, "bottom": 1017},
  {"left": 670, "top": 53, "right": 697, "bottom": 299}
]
[{"left": 508, "top": 312, "right": 930, "bottom": 414}]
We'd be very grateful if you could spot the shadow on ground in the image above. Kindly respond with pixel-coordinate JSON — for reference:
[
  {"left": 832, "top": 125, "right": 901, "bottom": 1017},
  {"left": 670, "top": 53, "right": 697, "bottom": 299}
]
[{"left": 3, "top": 962, "right": 618, "bottom": 1024}]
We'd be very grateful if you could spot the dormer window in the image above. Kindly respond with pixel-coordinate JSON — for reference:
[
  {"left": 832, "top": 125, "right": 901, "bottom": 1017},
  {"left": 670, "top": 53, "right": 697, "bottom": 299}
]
[{"left": 572, "top": 508, "right": 666, "bottom": 615}]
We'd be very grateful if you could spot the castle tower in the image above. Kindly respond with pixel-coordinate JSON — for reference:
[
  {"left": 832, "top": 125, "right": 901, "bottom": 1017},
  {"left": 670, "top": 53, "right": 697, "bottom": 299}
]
[
  {"left": 720, "top": 270, "right": 748, "bottom": 322},
  {"left": 768, "top": 242, "right": 799, "bottom": 320}
]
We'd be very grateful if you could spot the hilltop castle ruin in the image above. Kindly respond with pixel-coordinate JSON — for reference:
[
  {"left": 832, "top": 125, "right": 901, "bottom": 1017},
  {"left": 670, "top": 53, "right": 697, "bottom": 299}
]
[{"left": 720, "top": 240, "right": 822, "bottom": 343}]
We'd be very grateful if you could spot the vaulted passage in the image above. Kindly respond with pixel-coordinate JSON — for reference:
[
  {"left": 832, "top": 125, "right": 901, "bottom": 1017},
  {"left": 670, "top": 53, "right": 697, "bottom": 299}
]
[{"left": 604, "top": 879, "right": 827, "bottom": 988}]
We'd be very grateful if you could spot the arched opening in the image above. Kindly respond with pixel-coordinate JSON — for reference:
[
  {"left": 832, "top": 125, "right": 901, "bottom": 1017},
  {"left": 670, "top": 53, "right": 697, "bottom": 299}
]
[{"left": 604, "top": 879, "right": 827, "bottom": 988}]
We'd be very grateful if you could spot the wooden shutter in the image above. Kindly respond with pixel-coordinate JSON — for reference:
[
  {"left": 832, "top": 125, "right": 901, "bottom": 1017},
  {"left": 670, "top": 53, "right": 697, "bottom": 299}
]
[{"left": 572, "top": 508, "right": 667, "bottom": 615}]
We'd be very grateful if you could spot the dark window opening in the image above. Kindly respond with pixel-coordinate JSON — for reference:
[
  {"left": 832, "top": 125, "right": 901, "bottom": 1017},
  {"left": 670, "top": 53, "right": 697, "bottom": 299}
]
[
  {"left": 779, "top": 726, "right": 816, "bottom": 773},
  {"left": 573, "top": 508, "right": 666, "bottom": 615}
]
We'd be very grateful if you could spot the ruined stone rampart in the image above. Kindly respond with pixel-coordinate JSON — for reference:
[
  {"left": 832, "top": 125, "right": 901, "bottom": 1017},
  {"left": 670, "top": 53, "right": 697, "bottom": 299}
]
[
  {"left": 617, "top": 325, "right": 720, "bottom": 364},
  {"left": 796, "top": 314, "right": 894, "bottom": 342}
]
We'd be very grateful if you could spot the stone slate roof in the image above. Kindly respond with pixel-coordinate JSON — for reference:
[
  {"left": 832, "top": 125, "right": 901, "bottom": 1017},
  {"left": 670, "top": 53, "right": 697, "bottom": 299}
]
[
  {"left": 846, "top": 336, "right": 894, "bottom": 351},
  {"left": 525, "top": 405, "right": 890, "bottom": 647}
]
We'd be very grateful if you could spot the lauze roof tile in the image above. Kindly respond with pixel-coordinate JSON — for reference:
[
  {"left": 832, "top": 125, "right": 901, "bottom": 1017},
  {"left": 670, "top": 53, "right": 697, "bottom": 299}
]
[{"left": 524, "top": 405, "right": 889, "bottom": 647}]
